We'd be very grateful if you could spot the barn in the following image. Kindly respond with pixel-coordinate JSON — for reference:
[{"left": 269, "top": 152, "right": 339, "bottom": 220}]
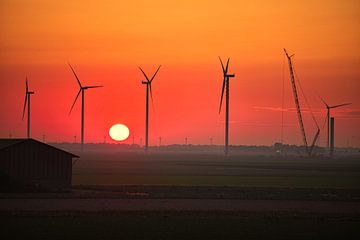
[{"left": 0, "top": 138, "right": 79, "bottom": 189}]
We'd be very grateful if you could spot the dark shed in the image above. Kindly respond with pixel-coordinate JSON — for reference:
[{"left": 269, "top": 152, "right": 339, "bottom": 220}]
[{"left": 0, "top": 138, "right": 79, "bottom": 189}]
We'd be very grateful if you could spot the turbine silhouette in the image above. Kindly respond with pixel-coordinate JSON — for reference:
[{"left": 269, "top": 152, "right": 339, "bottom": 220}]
[
  {"left": 320, "top": 98, "right": 351, "bottom": 150},
  {"left": 22, "top": 77, "right": 34, "bottom": 138},
  {"left": 139, "top": 65, "right": 161, "bottom": 151},
  {"left": 219, "top": 57, "right": 235, "bottom": 155},
  {"left": 68, "top": 63, "right": 103, "bottom": 150}
]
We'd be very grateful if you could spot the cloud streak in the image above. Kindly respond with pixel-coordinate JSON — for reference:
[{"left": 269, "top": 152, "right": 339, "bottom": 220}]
[{"left": 253, "top": 106, "right": 360, "bottom": 119}]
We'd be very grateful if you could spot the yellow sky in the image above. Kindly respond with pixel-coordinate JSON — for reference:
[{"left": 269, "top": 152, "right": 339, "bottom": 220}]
[{"left": 1, "top": 0, "right": 359, "bottom": 65}]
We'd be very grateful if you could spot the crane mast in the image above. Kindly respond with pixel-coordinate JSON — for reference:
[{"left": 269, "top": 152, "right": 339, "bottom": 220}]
[{"left": 284, "top": 49, "right": 309, "bottom": 154}]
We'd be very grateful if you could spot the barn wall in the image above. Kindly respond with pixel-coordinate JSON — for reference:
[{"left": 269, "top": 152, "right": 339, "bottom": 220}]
[{"left": 0, "top": 141, "right": 73, "bottom": 188}]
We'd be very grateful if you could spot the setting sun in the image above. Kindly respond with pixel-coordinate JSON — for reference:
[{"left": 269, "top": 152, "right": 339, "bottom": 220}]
[{"left": 109, "top": 124, "right": 130, "bottom": 141}]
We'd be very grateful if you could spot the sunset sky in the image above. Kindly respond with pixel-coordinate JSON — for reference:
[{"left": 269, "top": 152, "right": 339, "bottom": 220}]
[{"left": 0, "top": 0, "right": 359, "bottom": 146}]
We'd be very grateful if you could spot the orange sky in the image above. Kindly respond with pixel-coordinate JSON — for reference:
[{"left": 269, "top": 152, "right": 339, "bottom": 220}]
[{"left": 0, "top": 0, "right": 359, "bottom": 146}]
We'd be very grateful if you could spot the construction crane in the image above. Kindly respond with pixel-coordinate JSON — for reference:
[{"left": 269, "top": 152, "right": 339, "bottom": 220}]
[{"left": 284, "top": 49, "right": 320, "bottom": 156}]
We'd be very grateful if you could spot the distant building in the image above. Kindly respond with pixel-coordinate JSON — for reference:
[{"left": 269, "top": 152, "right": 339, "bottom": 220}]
[{"left": 0, "top": 138, "right": 79, "bottom": 189}]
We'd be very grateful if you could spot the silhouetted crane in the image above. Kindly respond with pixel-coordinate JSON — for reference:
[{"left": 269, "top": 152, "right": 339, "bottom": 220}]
[{"left": 284, "top": 49, "right": 320, "bottom": 156}]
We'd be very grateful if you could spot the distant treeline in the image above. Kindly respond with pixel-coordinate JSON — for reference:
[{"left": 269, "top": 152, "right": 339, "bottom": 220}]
[{"left": 47, "top": 142, "right": 359, "bottom": 156}]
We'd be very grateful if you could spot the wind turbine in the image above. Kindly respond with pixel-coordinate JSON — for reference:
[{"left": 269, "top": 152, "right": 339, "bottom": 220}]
[
  {"left": 139, "top": 65, "right": 161, "bottom": 151},
  {"left": 68, "top": 63, "right": 103, "bottom": 149},
  {"left": 218, "top": 57, "right": 235, "bottom": 155},
  {"left": 22, "top": 77, "right": 34, "bottom": 138},
  {"left": 321, "top": 98, "right": 351, "bottom": 150}
]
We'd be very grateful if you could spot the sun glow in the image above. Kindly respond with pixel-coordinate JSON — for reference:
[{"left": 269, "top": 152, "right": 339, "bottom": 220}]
[{"left": 109, "top": 124, "right": 130, "bottom": 141}]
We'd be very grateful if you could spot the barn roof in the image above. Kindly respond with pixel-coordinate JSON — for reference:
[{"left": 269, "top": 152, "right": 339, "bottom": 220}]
[{"left": 0, "top": 138, "right": 79, "bottom": 158}]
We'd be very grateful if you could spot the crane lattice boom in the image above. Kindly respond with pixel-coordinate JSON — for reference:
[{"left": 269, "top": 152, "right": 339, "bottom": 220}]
[{"left": 284, "top": 49, "right": 319, "bottom": 156}]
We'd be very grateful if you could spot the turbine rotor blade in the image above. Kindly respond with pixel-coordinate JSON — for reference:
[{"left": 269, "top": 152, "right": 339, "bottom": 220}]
[
  {"left": 149, "top": 83, "right": 154, "bottom": 108},
  {"left": 330, "top": 103, "right": 351, "bottom": 109},
  {"left": 138, "top": 67, "right": 150, "bottom": 82},
  {"left": 219, "top": 57, "right": 225, "bottom": 74},
  {"left": 22, "top": 94, "right": 27, "bottom": 120},
  {"left": 85, "top": 85, "right": 104, "bottom": 89},
  {"left": 320, "top": 97, "right": 329, "bottom": 108},
  {"left": 219, "top": 78, "right": 226, "bottom": 113},
  {"left": 225, "top": 58, "right": 230, "bottom": 73},
  {"left": 68, "top": 63, "right": 82, "bottom": 88},
  {"left": 150, "top": 65, "right": 161, "bottom": 83},
  {"left": 69, "top": 89, "right": 81, "bottom": 115},
  {"left": 25, "top": 77, "right": 28, "bottom": 93}
]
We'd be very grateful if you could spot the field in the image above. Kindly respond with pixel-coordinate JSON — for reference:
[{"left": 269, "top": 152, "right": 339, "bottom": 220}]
[
  {"left": 1, "top": 150, "right": 360, "bottom": 239},
  {"left": 72, "top": 150, "right": 360, "bottom": 188}
]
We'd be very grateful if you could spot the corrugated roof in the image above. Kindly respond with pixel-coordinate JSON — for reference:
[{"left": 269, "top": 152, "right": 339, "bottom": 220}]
[{"left": 0, "top": 138, "right": 79, "bottom": 158}]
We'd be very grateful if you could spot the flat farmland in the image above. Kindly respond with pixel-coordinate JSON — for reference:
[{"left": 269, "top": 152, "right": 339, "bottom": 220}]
[
  {"left": 2, "top": 151, "right": 359, "bottom": 240},
  {"left": 72, "top": 151, "right": 360, "bottom": 188}
]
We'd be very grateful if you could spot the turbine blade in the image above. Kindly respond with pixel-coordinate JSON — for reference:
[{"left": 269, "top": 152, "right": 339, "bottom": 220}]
[
  {"left": 330, "top": 103, "right": 352, "bottom": 109},
  {"left": 320, "top": 97, "right": 329, "bottom": 108},
  {"left": 219, "top": 78, "right": 226, "bottom": 113},
  {"left": 22, "top": 94, "right": 27, "bottom": 120},
  {"left": 138, "top": 67, "right": 150, "bottom": 82},
  {"left": 69, "top": 89, "right": 81, "bottom": 115},
  {"left": 150, "top": 65, "right": 161, "bottom": 83},
  {"left": 86, "top": 85, "right": 104, "bottom": 89},
  {"left": 225, "top": 58, "right": 230, "bottom": 73},
  {"left": 25, "top": 77, "right": 28, "bottom": 92},
  {"left": 149, "top": 83, "right": 154, "bottom": 107},
  {"left": 68, "top": 63, "right": 82, "bottom": 88},
  {"left": 219, "top": 57, "right": 225, "bottom": 74}
]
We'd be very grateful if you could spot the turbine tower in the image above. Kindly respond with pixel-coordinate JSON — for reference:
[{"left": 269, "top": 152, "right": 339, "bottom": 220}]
[
  {"left": 139, "top": 65, "right": 161, "bottom": 151},
  {"left": 218, "top": 57, "right": 235, "bottom": 155},
  {"left": 22, "top": 77, "right": 34, "bottom": 138},
  {"left": 321, "top": 98, "right": 351, "bottom": 150},
  {"left": 68, "top": 63, "right": 103, "bottom": 150}
]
